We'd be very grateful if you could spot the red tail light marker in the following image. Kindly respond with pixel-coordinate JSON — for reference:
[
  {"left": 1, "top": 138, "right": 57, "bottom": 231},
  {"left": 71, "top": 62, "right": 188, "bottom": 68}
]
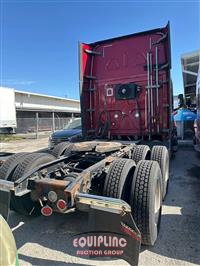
[
  {"left": 57, "top": 199, "right": 67, "bottom": 211},
  {"left": 41, "top": 205, "right": 53, "bottom": 216}
]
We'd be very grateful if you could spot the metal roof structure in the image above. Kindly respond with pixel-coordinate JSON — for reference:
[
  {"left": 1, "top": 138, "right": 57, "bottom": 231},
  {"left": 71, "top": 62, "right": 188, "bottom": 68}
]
[
  {"left": 0, "top": 87, "right": 80, "bottom": 113},
  {"left": 15, "top": 90, "right": 80, "bottom": 113},
  {"left": 181, "top": 50, "right": 200, "bottom": 103},
  {"left": 15, "top": 90, "right": 80, "bottom": 103}
]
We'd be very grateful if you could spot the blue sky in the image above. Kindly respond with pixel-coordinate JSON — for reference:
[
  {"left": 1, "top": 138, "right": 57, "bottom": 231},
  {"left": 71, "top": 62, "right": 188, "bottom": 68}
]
[{"left": 0, "top": 0, "right": 199, "bottom": 100}]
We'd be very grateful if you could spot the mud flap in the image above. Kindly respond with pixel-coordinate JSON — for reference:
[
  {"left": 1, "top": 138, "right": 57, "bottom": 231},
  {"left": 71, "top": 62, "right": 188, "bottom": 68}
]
[
  {"left": 88, "top": 209, "right": 141, "bottom": 265},
  {"left": 0, "top": 189, "right": 10, "bottom": 221},
  {"left": 75, "top": 193, "right": 141, "bottom": 265}
]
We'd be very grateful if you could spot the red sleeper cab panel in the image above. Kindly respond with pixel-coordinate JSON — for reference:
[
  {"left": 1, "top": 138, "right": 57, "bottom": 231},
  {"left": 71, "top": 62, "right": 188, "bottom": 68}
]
[{"left": 79, "top": 23, "right": 172, "bottom": 140}]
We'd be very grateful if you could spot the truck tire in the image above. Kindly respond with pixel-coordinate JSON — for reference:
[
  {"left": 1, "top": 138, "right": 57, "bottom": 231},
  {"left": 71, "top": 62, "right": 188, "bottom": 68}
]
[
  {"left": 132, "top": 145, "right": 151, "bottom": 164},
  {"left": 0, "top": 153, "right": 28, "bottom": 180},
  {"left": 151, "top": 146, "right": 169, "bottom": 199},
  {"left": 52, "top": 142, "right": 73, "bottom": 158},
  {"left": 172, "top": 144, "right": 178, "bottom": 152},
  {"left": 103, "top": 158, "right": 136, "bottom": 201},
  {"left": 63, "top": 143, "right": 74, "bottom": 157},
  {"left": 130, "top": 160, "right": 162, "bottom": 246},
  {"left": 10, "top": 153, "right": 56, "bottom": 216},
  {"left": 171, "top": 134, "right": 178, "bottom": 152}
]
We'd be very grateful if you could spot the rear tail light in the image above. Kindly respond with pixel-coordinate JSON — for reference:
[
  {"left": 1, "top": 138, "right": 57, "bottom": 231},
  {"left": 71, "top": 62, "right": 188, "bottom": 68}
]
[
  {"left": 41, "top": 205, "right": 53, "bottom": 216},
  {"left": 57, "top": 199, "right": 67, "bottom": 211}
]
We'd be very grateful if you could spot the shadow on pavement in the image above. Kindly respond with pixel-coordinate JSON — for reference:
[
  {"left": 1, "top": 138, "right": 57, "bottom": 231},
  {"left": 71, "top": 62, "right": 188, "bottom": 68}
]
[{"left": 20, "top": 254, "right": 95, "bottom": 266}]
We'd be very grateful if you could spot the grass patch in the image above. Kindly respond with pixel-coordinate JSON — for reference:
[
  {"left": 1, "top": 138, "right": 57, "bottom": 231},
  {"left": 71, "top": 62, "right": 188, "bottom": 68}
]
[{"left": 0, "top": 134, "right": 25, "bottom": 142}]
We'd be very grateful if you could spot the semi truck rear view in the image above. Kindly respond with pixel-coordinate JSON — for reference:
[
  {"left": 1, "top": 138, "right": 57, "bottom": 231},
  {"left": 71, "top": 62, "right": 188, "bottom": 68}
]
[
  {"left": 80, "top": 22, "right": 173, "bottom": 145},
  {"left": 0, "top": 23, "right": 174, "bottom": 265}
]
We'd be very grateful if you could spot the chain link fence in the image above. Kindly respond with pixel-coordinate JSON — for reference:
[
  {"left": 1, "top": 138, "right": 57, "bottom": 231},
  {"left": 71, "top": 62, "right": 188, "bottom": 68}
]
[{"left": 16, "top": 117, "right": 72, "bottom": 137}]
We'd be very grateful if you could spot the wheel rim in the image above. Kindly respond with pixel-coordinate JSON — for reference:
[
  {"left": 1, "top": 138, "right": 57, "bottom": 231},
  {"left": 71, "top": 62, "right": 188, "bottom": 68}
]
[
  {"left": 164, "top": 155, "right": 169, "bottom": 183},
  {"left": 154, "top": 179, "right": 161, "bottom": 225}
]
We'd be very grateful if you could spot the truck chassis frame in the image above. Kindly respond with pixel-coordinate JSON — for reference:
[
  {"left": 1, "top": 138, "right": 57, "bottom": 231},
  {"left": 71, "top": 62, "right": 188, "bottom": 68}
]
[{"left": 0, "top": 141, "right": 166, "bottom": 265}]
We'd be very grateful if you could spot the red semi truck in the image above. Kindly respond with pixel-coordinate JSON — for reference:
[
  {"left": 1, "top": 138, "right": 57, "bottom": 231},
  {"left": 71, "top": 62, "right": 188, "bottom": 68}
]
[{"left": 0, "top": 23, "right": 175, "bottom": 265}]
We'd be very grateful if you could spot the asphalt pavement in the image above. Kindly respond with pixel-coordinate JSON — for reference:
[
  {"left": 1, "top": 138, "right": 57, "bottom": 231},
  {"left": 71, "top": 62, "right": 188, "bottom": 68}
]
[
  {"left": 0, "top": 136, "right": 49, "bottom": 153},
  {"left": 6, "top": 142, "right": 200, "bottom": 265}
]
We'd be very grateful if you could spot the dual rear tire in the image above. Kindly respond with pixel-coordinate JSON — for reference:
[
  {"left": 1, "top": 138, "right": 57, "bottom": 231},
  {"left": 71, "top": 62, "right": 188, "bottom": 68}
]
[
  {"left": 0, "top": 152, "right": 28, "bottom": 180},
  {"left": 132, "top": 145, "right": 151, "bottom": 164},
  {"left": 0, "top": 153, "right": 56, "bottom": 216},
  {"left": 132, "top": 144, "right": 169, "bottom": 200},
  {"left": 51, "top": 142, "right": 74, "bottom": 158},
  {"left": 103, "top": 157, "right": 162, "bottom": 246},
  {"left": 130, "top": 160, "right": 162, "bottom": 245}
]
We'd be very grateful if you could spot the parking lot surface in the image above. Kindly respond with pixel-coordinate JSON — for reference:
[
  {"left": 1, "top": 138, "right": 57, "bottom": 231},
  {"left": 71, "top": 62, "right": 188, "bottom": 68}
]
[
  {"left": 7, "top": 143, "right": 200, "bottom": 265},
  {"left": 0, "top": 136, "right": 49, "bottom": 153}
]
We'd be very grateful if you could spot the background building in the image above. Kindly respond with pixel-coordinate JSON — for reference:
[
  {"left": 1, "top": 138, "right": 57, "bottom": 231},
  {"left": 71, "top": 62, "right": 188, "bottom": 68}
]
[
  {"left": 173, "top": 95, "right": 179, "bottom": 109},
  {"left": 0, "top": 87, "right": 80, "bottom": 133},
  {"left": 181, "top": 50, "right": 200, "bottom": 105}
]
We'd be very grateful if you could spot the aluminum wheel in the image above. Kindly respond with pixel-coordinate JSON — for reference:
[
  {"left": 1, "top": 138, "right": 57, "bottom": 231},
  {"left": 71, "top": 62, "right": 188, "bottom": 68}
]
[
  {"left": 154, "top": 179, "right": 161, "bottom": 226},
  {"left": 164, "top": 157, "right": 169, "bottom": 183}
]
